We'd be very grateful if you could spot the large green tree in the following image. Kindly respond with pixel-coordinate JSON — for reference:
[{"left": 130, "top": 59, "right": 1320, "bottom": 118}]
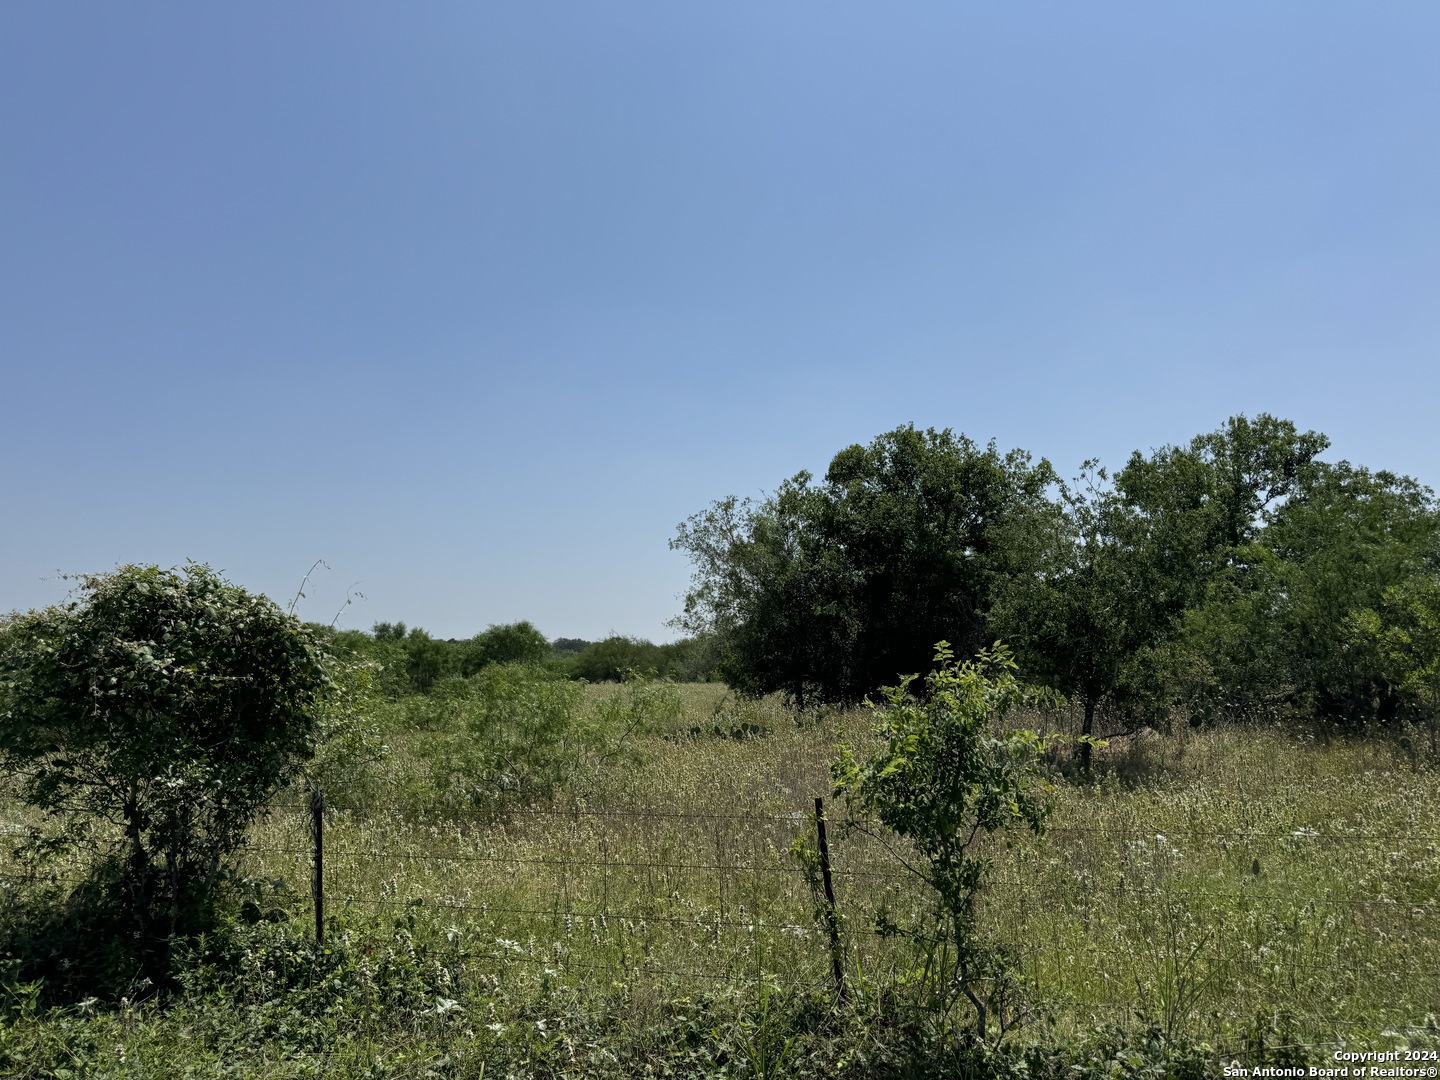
[
  {"left": 988, "top": 415, "right": 1336, "bottom": 752},
  {"left": 673, "top": 475, "right": 849, "bottom": 705},
  {"left": 1112, "top": 414, "right": 1330, "bottom": 618},
  {"left": 993, "top": 464, "right": 1161, "bottom": 769},
  {"left": 1058, "top": 414, "right": 1333, "bottom": 725},
  {"left": 1175, "top": 460, "right": 1440, "bottom": 725},
  {"left": 1348, "top": 574, "right": 1440, "bottom": 755},
  {"left": 673, "top": 425, "right": 1055, "bottom": 705}
]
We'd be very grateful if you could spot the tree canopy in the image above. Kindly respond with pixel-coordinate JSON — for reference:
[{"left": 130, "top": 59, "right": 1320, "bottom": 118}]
[
  {"left": 672, "top": 425, "right": 1056, "bottom": 706},
  {"left": 674, "top": 415, "right": 1440, "bottom": 736}
]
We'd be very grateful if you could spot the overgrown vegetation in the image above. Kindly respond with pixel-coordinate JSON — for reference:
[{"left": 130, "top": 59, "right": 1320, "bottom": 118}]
[
  {"left": 2, "top": 413, "right": 1438, "bottom": 1076},
  {"left": 3, "top": 678, "right": 1437, "bottom": 1075},
  {"left": 0, "top": 564, "right": 333, "bottom": 998},
  {"left": 325, "top": 622, "right": 719, "bottom": 698}
]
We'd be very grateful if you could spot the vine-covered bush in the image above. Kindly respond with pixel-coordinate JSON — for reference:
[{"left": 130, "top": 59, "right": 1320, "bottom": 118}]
[{"left": 0, "top": 563, "right": 333, "bottom": 997}]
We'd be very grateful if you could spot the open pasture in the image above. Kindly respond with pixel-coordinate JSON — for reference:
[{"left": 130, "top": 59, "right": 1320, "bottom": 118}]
[{"left": 229, "top": 686, "right": 1440, "bottom": 1053}]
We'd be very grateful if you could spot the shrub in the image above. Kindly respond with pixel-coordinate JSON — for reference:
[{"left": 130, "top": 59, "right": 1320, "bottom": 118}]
[
  {"left": 569, "top": 635, "right": 667, "bottom": 682},
  {"left": 833, "top": 642, "right": 1057, "bottom": 1040},
  {"left": 459, "top": 621, "right": 552, "bottom": 674},
  {"left": 418, "top": 663, "right": 588, "bottom": 807},
  {"left": 0, "top": 563, "right": 333, "bottom": 995},
  {"left": 594, "top": 672, "right": 686, "bottom": 737}
]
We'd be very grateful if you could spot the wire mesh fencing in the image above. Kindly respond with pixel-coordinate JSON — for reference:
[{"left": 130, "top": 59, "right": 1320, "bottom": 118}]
[{"left": 230, "top": 787, "right": 1440, "bottom": 1054}]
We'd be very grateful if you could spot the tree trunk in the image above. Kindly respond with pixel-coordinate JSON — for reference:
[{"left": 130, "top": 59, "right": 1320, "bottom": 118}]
[
  {"left": 122, "top": 800, "right": 165, "bottom": 988},
  {"left": 958, "top": 953, "right": 987, "bottom": 1041},
  {"left": 1080, "top": 697, "right": 1095, "bottom": 775}
]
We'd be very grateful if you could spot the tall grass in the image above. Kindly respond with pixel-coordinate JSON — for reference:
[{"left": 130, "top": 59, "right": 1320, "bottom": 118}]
[
  {"left": 235, "top": 688, "right": 1440, "bottom": 1049},
  {"left": 3, "top": 675, "right": 1438, "bottom": 1074}
]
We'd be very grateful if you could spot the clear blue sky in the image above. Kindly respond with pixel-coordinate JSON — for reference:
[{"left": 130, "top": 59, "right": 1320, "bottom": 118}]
[{"left": 3, "top": 3, "right": 1437, "bottom": 641}]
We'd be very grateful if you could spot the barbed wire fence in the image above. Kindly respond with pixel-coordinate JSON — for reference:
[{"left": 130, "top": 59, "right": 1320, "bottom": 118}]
[
  {"left": 218, "top": 785, "right": 1440, "bottom": 1059},
  {"left": 6, "top": 786, "right": 1435, "bottom": 1055}
]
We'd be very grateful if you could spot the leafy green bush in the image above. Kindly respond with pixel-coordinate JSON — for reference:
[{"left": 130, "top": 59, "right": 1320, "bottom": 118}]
[
  {"left": 0, "top": 896, "right": 1240, "bottom": 1079},
  {"left": 565, "top": 635, "right": 718, "bottom": 683},
  {"left": 568, "top": 635, "right": 668, "bottom": 682},
  {"left": 417, "top": 664, "right": 588, "bottom": 807},
  {"left": 459, "top": 621, "right": 552, "bottom": 674},
  {"left": 0, "top": 564, "right": 333, "bottom": 997},
  {"left": 593, "top": 672, "right": 686, "bottom": 737},
  {"left": 834, "top": 643, "right": 1058, "bottom": 1041}
]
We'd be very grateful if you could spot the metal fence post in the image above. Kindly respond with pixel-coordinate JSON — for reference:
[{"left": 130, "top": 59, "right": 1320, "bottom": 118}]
[
  {"left": 815, "top": 796, "right": 847, "bottom": 1004},
  {"left": 310, "top": 787, "right": 325, "bottom": 946}
]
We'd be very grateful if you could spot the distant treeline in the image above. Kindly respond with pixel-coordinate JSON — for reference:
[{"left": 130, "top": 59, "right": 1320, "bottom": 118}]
[
  {"left": 673, "top": 414, "right": 1440, "bottom": 740},
  {"left": 316, "top": 620, "right": 719, "bottom": 697}
]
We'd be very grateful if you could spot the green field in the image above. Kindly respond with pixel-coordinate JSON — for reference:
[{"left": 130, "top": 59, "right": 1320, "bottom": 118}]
[{"left": 5, "top": 681, "right": 1437, "bottom": 1077}]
